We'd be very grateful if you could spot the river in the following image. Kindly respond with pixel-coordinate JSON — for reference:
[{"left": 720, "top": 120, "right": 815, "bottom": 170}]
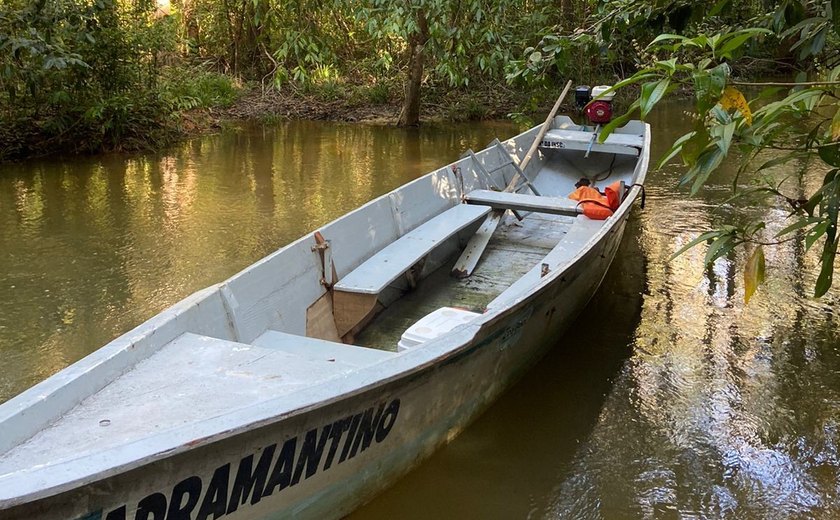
[{"left": 1, "top": 105, "right": 839, "bottom": 518}]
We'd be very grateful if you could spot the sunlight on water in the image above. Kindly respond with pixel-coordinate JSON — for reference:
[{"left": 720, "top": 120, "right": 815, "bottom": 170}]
[{"left": 0, "top": 121, "right": 515, "bottom": 401}]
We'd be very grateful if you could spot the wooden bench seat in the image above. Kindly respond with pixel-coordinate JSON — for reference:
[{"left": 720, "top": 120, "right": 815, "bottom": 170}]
[
  {"left": 334, "top": 204, "right": 492, "bottom": 295},
  {"left": 332, "top": 203, "right": 491, "bottom": 337},
  {"left": 464, "top": 189, "right": 581, "bottom": 216}
]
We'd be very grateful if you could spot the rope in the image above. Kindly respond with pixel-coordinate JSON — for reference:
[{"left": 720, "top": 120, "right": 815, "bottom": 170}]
[
  {"left": 630, "top": 183, "right": 646, "bottom": 209},
  {"left": 592, "top": 153, "right": 618, "bottom": 183}
]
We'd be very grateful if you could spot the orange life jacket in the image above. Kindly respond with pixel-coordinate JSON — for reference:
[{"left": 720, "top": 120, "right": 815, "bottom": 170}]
[
  {"left": 568, "top": 185, "right": 602, "bottom": 202},
  {"left": 568, "top": 185, "right": 614, "bottom": 220},
  {"left": 604, "top": 181, "right": 625, "bottom": 210}
]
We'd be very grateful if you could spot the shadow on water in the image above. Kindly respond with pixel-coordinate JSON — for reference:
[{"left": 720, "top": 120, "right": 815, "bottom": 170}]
[{"left": 351, "top": 215, "right": 648, "bottom": 519}]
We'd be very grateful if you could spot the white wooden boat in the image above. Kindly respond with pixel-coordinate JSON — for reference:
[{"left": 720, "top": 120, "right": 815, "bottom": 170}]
[{"left": 0, "top": 116, "right": 649, "bottom": 520}]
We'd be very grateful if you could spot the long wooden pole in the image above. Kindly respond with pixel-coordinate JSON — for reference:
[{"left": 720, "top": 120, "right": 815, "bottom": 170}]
[
  {"left": 512, "top": 80, "right": 573, "bottom": 185},
  {"left": 451, "top": 80, "right": 573, "bottom": 279}
]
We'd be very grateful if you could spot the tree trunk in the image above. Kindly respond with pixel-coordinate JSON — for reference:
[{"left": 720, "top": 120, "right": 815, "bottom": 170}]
[
  {"left": 181, "top": 0, "right": 200, "bottom": 54},
  {"left": 398, "top": 9, "right": 429, "bottom": 127},
  {"left": 560, "top": 0, "right": 574, "bottom": 26}
]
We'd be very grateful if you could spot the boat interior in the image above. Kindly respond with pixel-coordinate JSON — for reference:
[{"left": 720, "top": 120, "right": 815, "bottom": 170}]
[{"left": 0, "top": 117, "right": 648, "bottom": 475}]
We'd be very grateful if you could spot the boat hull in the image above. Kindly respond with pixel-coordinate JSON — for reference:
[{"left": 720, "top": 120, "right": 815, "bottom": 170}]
[{"left": 3, "top": 214, "right": 629, "bottom": 520}]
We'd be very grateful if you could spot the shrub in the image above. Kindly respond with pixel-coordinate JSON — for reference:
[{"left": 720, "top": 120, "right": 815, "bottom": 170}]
[{"left": 161, "top": 70, "right": 240, "bottom": 110}]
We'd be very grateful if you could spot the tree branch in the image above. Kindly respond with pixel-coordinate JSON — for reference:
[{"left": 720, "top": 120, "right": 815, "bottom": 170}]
[{"left": 731, "top": 80, "right": 840, "bottom": 87}]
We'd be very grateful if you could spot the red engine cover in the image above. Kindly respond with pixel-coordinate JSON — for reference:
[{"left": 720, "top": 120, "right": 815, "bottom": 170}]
[{"left": 585, "top": 100, "right": 613, "bottom": 124}]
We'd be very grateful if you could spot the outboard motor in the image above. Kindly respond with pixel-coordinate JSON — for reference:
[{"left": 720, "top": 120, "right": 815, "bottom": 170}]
[
  {"left": 574, "top": 85, "right": 592, "bottom": 110},
  {"left": 584, "top": 85, "right": 615, "bottom": 124}
]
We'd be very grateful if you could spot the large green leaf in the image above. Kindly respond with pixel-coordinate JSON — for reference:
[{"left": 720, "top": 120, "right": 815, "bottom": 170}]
[
  {"left": 657, "top": 131, "right": 696, "bottom": 168},
  {"left": 693, "top": 63, "right": 729, "bottom": 113},
  {"left": 683, "top": 146, "right": 725, "bottom": 194},
  {"left": 704, "top": 234, "right": 737, "bottom": 265},
  {"left": 598, "top": 99, "right": 640, "bottom": 143},
  {"left": 715, "top": 28, "right": 771, "bottom": 59},
  {"left": 681, "top": 121, "right": 712, "bottom": 165},
  {"left": 648, "top": 33, "right": 691, "bottom": 47},
  {"left": 713, "top": 121, "right": 736, "bottom": 154},
  {"left": 755, "top": 151, "right": 808, "bottom": 174},
  {"left": 806, "top": 221, "right": 830, "bottom": 250},
  {"left": 815, "top": 235, "right": 838, "bottom": 297},
  {"left": 819, "top": 143, "right": 840, "bottom": 167},
  {"left": 775, "top": 217, "right": 822, "bottom": 237},
  {"left": 815, "top": 176, "right": 839, "bottom": 296},
  {"left": 640, "top": 78, "right": 670, "bottom": 119}
]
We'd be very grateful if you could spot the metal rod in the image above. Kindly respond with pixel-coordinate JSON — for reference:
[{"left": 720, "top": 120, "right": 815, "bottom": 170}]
[
  {"left": 493, "top": 143, "right": 541, "bottom": 196},
  {"left": 584, "top": 124, "right": 600, "bottom": 158}
]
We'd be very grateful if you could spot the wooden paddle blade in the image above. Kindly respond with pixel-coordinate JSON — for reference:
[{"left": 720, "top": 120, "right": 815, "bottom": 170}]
[{"left": 451, "top": 210, "right": 503, "bottom": 278}]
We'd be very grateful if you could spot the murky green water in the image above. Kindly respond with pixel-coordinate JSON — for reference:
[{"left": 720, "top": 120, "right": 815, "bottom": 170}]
[{"left": 2, "top": 108, "right": 839, "bottom": 518}]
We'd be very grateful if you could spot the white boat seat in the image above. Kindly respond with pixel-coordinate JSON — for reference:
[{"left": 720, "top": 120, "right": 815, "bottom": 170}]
[
  {"left": 540, "top": 128, "right": 643, "bottom": 156},
  {"left": 252, "top": 330, "right": 395, "bottom": 367},
  {"left": 334, "top": 204, "right": 492, "bottom": 295},
  {"left": 464, "top": 190, "right": 581, "bottom": 216}
]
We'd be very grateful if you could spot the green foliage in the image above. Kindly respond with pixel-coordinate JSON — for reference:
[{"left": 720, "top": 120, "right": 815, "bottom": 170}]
[
  {"left": 506, "top": 1, "right": 777, "bottom": 90},
  {"left": 356, "top": 0, "right": 546, "bottom": 89},
  {"left": 161, "top": 69, "right": 240, "bottom": 110},
  {"left": 0, "top": 0, "right": 180, "bottom": 158},
  {"left": 446, "top": 98, "right": 491, "bottom": 121},
  {"left": 362, "top": 83, "right": 391, "bottom": 105},
  {"left": 0, "top": 0, "right": 570, "bottom": 158},
  {"left": 177, "top": 0, "right": 560, "bottom": 93},
  {"left": 599, "top": 0, "right": 840, "bottom": 298}
]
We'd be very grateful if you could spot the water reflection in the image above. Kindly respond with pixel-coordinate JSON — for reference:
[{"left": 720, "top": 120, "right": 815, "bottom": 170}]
[
  {"left": 540, "top": 102, "right": 840, "bottom": 519},
  {"left": 0, "top": 121, "right": 515, "bottom": 402}
]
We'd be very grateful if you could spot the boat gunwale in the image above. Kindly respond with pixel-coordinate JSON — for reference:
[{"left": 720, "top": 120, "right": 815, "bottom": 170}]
[{"left": 0, "top": 121, "right": 650, "bottom": 508}]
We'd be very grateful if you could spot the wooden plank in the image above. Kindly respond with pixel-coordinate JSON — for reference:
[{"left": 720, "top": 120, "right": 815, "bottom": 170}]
[
  {"left": 306, "top": 292, "right": 341, "bottom": 342},
  {"left": 540, "top": 128, "right": 643, "bottom": 156},
  {"left": 451, "top": 211, "right": 503, "bottom": 279},
  {"left": 464, "top": 190, "right": 581, "bottom": 216},
  {"left": 332, "top": 291, "right": 379, "bottom": 338},
  {"left": 334, "top": 204, "right": 492, "bottom": 295}
]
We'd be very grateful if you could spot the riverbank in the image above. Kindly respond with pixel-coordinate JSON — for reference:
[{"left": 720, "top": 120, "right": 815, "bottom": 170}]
[
  {"left": 0, "top": 76, "right": 546, "bottom": 163},
  {"left": 187, "top": 81, "right": 542, "bottom": 137}
]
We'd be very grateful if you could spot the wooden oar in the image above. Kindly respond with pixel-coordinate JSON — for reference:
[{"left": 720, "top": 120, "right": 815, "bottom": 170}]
[{"left": 451, "top": 80, "right": 573, "bottom": 279}]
